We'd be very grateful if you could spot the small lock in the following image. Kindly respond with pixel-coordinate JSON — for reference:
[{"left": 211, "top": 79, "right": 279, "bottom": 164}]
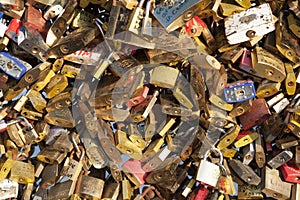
[
  {"left": 196, "top": 148, "right": 223, "bottom": 188},
  {"left": 63, "top": 146, "right": 85, "bottom": 181}
]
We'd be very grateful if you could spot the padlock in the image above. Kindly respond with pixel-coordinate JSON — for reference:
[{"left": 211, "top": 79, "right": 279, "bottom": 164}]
[
  {"left": 122, "top": 177, "right": 133, "bottom": 200},
  {"left": 5, "top": 18, "right": 22, "bottom": 43},
  {"left": 37, "top": 146, "right": 67, "bottom": 164},
  {"left": 101, "top": 176, "right": 120, "bottom": 199},
  {"left": 61, "top": 64, "right": 83, "bottom": 79},
  {"left": 285, "top": 62, "right": 297, "bottom": 95},
  {"left": 27, "top": 89, "right": 47, "bottom": 113},
  {"left": 126, "top": 0, "right": 145, "bottom": 35},
  {"left": 0, "top": 179, "right": 18, "bottom": 199},
  {"left": 251, "top": 46, "right": 286, "bottom": 82},
  {"left": 46, "top": 0, "right": 78, "bottom": 46},
  {"left": 6, "top": 122, "right": 25, "bottom": 147},
  {"left": 0, "top": 52, "right": 30, "bottom": 80},
  {"left": 185, "top": 16, "right": 206, "bottom": 37},
  {"left": 18, "top": 116, "right": 39, "bottom": 144},
  {"left": 239, "top": 98, "right": 271, "bottom": 130},
  {"left": 224, "top": 80, "right": 256, "bottom": 103},
  {"left": 275, "top": 135, "right": 298, "bottom": 149},
  {"left": 217, "top": 124, "right": 240, "bottom": 150},
  {"left": 238, "top": 184, "right": 264, "bottom": 199},
  {"left": 273, "top": 97, "right": 291, "bottom": 113},
  {"left": 281, "top": 162, "right": 300, "bottom": 183},
  {"left": 9, "top": 160, "right": 34, "bottom": 184},
  {"left": 48, "top": 26, "right": 100, "bottom": 58},
  {"left": 33, "top": 121, "right": 50, "bottom": 143},
  {"left": 44, "top": 74, "right": 68, "bottom": 99},
  {"left": 15, "top": 61, "right": 51, "bottom": 91},
  {"left": 18, "top": 25, "right": 49, "bottom": 61},
  {"left": 218, "top": 160, "right": 236, "bottom": 195},
  {"left": 0, "top": 157, "right": 14, "bottom": 180},
  {"left": 52, "top": 131, "right": 73, "bottom": 153},
  {"left": 152, "top": 0, "right": 205, "bottom": 32},
  {"left": 44, "top": 4, "right": 64, "bottom": 20},
  {"left": 234, "top": 130, "right": 259, "bottom": 148},
  {"left": 262, "top": 167, "right": 292, "bottom": 199},
  {"left": 47, "top": 180, "right": 75, "bottom": 200},
  {"left": 255, "top": 133, "right": 266, "bottom": 168},
  {"left": 196, "top": 148, "right": 223, "bottom": 188},
  {"left": 63, "top": 146, "right": 85, "bottom": 181},
  {"left": 229, "top": 100, "right": 252, "bottom": 117},
  {"left": 261, "top": 113, "right": 285, "bottom": 142},
  {"left": 224, "top": 4, "right": 275, "bottom": 45},
  {"left": 256, "top": 80, "right": 281, "bottom": 98},
  {"left": 193, "top": 185, "right": 209, "bottom": 200},
  {"left": 268, "top": 150, "right": 293, "bottom": 169},
  {"left": 276, "top": 11, "right": 300, "bottom": 64},
  {"left": 242, "top": 142, "right": 254, "bottom": 165},
  {"left": 40, "top": 163, "right": 58, "bottom": 188},
  {"left": 229, "top": 159, "right": 261, "bottom": 185},
  {"left": 24, "top": 5, "right": 47, "bottom": 34},
  {"left": 77, "top": 174, "right": 104, "bottom": 199}
]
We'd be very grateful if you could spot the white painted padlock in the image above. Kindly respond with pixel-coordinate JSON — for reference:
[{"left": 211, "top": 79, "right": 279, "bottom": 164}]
[{"left": 196, "top": 147, "right": 223, "bottom": 188}]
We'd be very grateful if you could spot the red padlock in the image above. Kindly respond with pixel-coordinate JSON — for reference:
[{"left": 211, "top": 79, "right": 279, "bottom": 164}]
[
  {"left": 5, "top": 19, "right": 22, "bottom": 42},
  {"left": 235, "top": 130, "right": 251, "bottom": 141},
  {"left": 24, "top": 6, "right": 47, "bottom": 34},
  {"left": 239, "top": 98, "right": 271, "bottom": 130},
  {"left": 194, "top": 186, "right": 209, "bottom": 200},
  {"left": 185, "top": 16, "right": 206, "bottom": 37},
  {"left": 281, "top": 162, "right": 300, "bottom": 183},
  {"left": 239, "top": 49, "right": 254, "bottom": 74},
  {"left": 122, "top": 159, "right": 148, "bottom": 186},
  {"left": 127, "top": 85, "right": 150, "bottom": 108}
]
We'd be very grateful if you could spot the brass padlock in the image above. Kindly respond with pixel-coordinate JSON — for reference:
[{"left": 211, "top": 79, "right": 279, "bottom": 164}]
[
  {"left": 47, "top": 180, "right": 76, "bottom": 200},
  {"left": 9, "top": 160, "right": 34, "bottom": 184},
  {"left": 63, "top": 146, "right": 85, "bottom": 181},
  {"left": 77, "top": 174, "right": 105, "bottom": 199},
  {"left": 251, "top": 46, "right": 286, "bottom": 82}
]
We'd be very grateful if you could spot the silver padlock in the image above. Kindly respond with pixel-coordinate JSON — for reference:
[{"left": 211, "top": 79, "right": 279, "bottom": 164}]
[{"left": 196, "top": 148, "right": 223, "bottom": 188}]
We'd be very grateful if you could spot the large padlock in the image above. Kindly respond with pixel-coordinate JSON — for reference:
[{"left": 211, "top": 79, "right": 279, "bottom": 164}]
[{"left": 196, "top": 148, "right": 223, "bottom": 188}]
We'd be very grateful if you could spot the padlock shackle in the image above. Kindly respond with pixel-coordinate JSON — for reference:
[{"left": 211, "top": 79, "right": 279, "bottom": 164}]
[
  {"left": 17, "top": 116, "right": 31, "bottom": 127},
  {"left": 138, "top": 0, "right": 146, "bottom": 7},
  {"left": 203, "top": 147, "right": 223, "bottom": 165}
]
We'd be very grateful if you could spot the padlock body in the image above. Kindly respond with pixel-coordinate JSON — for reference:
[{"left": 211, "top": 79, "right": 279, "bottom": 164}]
[{"left": 196, "top": 160, "right": 220, "bottom": 188}]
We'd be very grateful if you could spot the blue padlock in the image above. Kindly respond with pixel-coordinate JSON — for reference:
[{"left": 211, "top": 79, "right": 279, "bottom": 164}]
[
  {"left": 0, "top": 52, "right": 29, "bottom": 80},
  {"left": 224, "top": 80, "right": 256, "bottom": 103}
]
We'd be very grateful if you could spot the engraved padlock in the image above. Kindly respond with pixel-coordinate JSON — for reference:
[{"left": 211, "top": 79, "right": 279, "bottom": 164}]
[{"left": 196, "top": 148, "right": 223, "bottom": 188}]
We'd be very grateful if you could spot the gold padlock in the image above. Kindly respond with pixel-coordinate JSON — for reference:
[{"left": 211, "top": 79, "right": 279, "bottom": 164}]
[{"left": 10, "top": 160, "right": 34, "bottom": 184}]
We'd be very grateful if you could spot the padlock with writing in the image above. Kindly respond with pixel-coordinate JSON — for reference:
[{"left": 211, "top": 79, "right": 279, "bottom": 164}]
[{"left": 63, "top": 146, "right": 85, "bottom": 181}]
